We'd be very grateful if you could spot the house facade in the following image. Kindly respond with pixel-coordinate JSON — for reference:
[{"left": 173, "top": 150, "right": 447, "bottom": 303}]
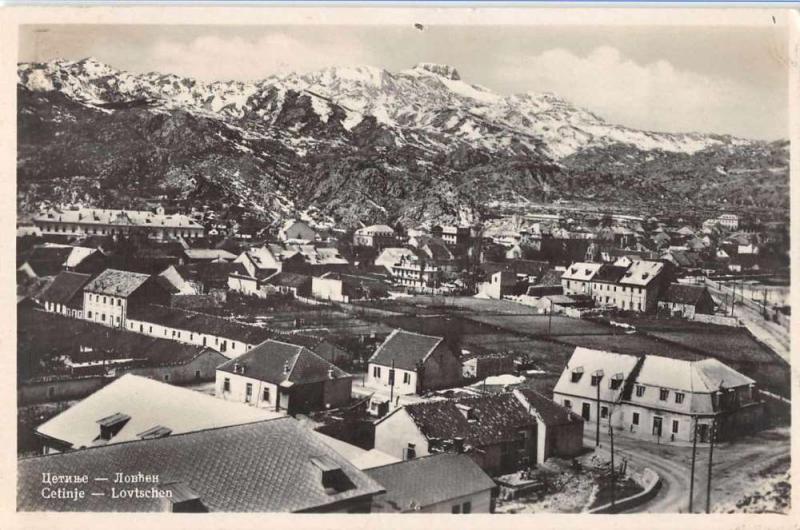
[
  {"left": 657, "top": 283, "right": 715, "bottom": 318},
  {"left": 552, "top": 347, "right": 764, "bottom": 445},
  {"left": 82, "top": 269, "right": 171, "bottom": 328},
  {"left": 215, "top": 339, "right": 353, "bottom": 415},
  {"left": 366, "top": 329, "right": 462, "bottom": 396},
  {"left": 561, "top": 262, "right": 602, "bottom": 296},
  {"left": 390, "top": 255, "right": 442, "bottom": 291},
  {"left": 353, "top": 225, "right": 396, "bottom": 247},
  {"left": 278, "top": 220, "right": 318, "bottom": 242},
  {"left": 33, "top": 208, "right": 204, "bottom": 240}
]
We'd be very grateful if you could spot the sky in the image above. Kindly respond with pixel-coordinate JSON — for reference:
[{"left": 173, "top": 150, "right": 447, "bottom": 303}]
[{"left": 19, "top": 24, "right": 790, "bottom": 140}]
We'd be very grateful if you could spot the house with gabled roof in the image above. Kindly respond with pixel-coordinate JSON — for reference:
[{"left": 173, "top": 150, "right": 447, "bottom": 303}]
[
  {"left": 278, "top": 219, "right": 318, "bottom": 242},
  {"left": 82, "top": 268, "right": 172, "bottom": 328},
  {"left": 617, "top": 259, "right": 666, "bottom": 312},
  {"left": 366, "top": 453, "right": 496, "bottom": 513},
  {"left": 216, "top": 339, "right": 352, "bottom": 415},
  {"left": 552, "top": 347, "right": 764, "bottom": 445},
  {"left": 40, "top": 271, "right": 92, "bottom": 318},
  {"left": 35, "top": 374, "right": 278, "bottom": 454},
  {"left": 561, "top": 262, "right": 602, "bottom": 296},
  {"left": 354, "top": 224, "right": 396, "bottom": 248},
  {"left": 19, "top": 417, "right": 385, "bottom": 513},
  {"left": 657, "top": 283, "right": 715, "bottom": 318},
  {"left": 366, "top": 329, "right": 462, "bottom": 395}
]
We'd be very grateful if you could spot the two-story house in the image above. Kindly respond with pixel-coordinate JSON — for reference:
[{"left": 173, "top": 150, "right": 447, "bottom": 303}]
[
  {"left": 561, "top": 262, "right": 602, "bottom": 296},
  {"left": 215, "top": 339, "right": 352, "bottom": 415},
  {"left": 353, "top": 225, "right": 396, "bottom": 248},
  {"left": 82, "top": 268, "right": 172, "bottom": 328},
  {"left": 366, "top": 329, "right": 462, "bottom": 396}
]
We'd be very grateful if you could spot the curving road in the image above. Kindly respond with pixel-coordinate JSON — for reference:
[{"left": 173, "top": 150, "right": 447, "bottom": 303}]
[{"left": 584, "top": 427, "right": 791, "bottom": 513}]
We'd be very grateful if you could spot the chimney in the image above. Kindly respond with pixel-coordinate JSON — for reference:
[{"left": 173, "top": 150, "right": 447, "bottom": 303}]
[
  {"left": 283, "top": 361, "right": 290, "bottom": 375},
  {"left": 159, "top": 482, "right": 207, "bottom": 513},
  {"left": 310, "top": 457, "right": 354, "bottom": 493}
]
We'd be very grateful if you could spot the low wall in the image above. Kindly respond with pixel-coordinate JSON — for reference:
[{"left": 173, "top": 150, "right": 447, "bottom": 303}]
[
  {"left": 587, "top": 467, "right": 662, "bottom": 514},
  {"left": 692, "top": 313, "right": 741, "bottom": 327},
  {"left": 19, "top": 375, "right": 112, "bottom": 405}
]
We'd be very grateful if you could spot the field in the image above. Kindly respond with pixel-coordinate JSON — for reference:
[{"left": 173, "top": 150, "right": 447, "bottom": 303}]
[
  {"left": 552, "top": 334, "right": 702, "bottom": 360},
  {"left": 465, "top": 314, "right": 613, "bottom": 336}
]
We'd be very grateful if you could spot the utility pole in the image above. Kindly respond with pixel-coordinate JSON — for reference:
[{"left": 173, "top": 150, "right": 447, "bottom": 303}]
[
  {"left": 595, "top": 371, "right": 603, "bottom": 447},
  {"left": 609, "top": 421, "right": 616, "bottom": 510},
  {"left": 389, "top": 359, "right": 395, "bottom": 406},
  {"left": 689, "top": 419, "right": 698, "bottom": 513},
  {"left": 547, "top": 307, "right": 553, "bottom": 336},
  {"left": 706, "top": 417, "right": 716, "bottom": 514}
]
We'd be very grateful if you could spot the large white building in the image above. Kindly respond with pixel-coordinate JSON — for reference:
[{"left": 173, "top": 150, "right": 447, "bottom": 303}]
[
  {"left": 553, "top": 347, "right": 764, "bottom": 444},
  {"left": 33, "top": 207, "right": 204, "bottom": 240}
]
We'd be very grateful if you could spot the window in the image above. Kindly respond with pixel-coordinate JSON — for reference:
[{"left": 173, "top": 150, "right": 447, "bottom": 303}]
[
  {"left": 462, "top": 501, "right": 472, "bottom": 514},
  {"left": 403, "top": 372, "right": 411, "bottom": 384},
  {"left": 223, "top": 378, "right": 230, "bottom": 392},
  {"left": 564, "top": 399, "right": 572, "bottom": 409},
  {"left": 115, "top": 316, "right": 120, "bottom": 324},
  {"left": 672, "top": 420, "right": 680, "bottom": 434},
  {"left": 140, "top": 324, "right": 143, "bottom": 332},
  {"left": 632, "top": 412, "right": 640, "bottom": 426},
  {"left": 101, "top": 314, "right": 106, "bottom": 322},
  {"left": 263, "top": 387, "right": 270, "bottom": 402},
  {"left": 451, "top": 505, "right": 461, "bottom": 514},
  {"left": 601, "top": 406, "right": 609, "bottom": 419},
  {"left": 659, "top": 389, "right": 669, "bottom": 401},
  {"left": 609, "top": 378, "right": 622, "bottom": 390},
  {"left": 403, "top": 443, "right": 417, "bottom": 460},
  {"left": 117, "top": 299, "right": 121, "bottom": 306},
  {"left": 87, "top": 311, "right": 92, "bottom": 319},
  {"left": 635, "top": 385, "right": 645, "bottom": 397},
  {"left": 373, "top": 366, "right": 381, "bottom": 378},
  {"left": 149, "top": 326, "right": 153, "bottom": 333},
  {"left": 675, "top": 392, "right": 685, "bottom": 404},
  {"left": 163, "top": 374, "right": 169, "bottom": 382},
  {"left": 571, "top": 370, "right": 583, "bottom": 383},
  {"left": 245, "top": 383, "right": 253, "bottom": 402},
  {"left": 195, "top": 370, "right": 201, "bottom": 379},
  {"left": 590, "top": 375, "right": 601, "bottom": 386},
  {"left": 103, "top": 297, "right": 107, "bottom": 304}
]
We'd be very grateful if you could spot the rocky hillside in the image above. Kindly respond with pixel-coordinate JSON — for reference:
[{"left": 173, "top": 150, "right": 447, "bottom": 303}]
[{"left": 17, "top": 58, "right": 789, "bottom": 226}]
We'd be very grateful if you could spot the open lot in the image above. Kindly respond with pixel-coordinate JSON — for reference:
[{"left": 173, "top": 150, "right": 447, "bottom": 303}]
[{"left": 466, "top": 314, "right": 614, "bottom": 336}]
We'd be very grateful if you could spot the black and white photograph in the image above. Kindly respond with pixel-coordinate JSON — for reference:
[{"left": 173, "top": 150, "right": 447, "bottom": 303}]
[{"left": 8, "top": 4, "right": 795, "bottom": 520}]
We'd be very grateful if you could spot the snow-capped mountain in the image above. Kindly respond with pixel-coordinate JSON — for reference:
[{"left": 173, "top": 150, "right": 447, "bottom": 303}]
[{"left": 16, "top": 57, "right": 788, "bottom": 225}]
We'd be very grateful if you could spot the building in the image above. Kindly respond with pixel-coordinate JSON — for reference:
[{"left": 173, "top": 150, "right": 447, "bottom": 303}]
[
  {"left": 374, "top": 247, "right": 417, "bottom": 273},
  {"left": 18, "top": 417, "right": 385, "bottom": 512},
  {"left": 513, "top": 388, "right": 584, "bottom": 463},
  {"left": 434, "top": 225, "right": 471, "bottom": 247},
  {"left": 35, "top": 374, "right": 278, "bottom": 453},
  {"left": 126, "top": 304, "right": 271, "bottom": 356},
  {"left": 366, "top": 329, "right": 462, "bottom": 396},
  {"left": 617, "top": 260, "right": 665, "bottom": 312},
  {"left": 354, "top": 225, "right": 396, "bottom": 247},
  {"left": 477, "top": 270, "right": 517, "bottom": 300},
  {"left": 561, "top": 262, "right": 602, "bottom": 296},
  {"left": 278, "top": 219, "right": 318, "bottom": 242},
  {"left": 33, "top": 207, "right": 204, "bottom": 240},
  {"left": 262, "top": 271, "right": 312, "bottom": 297},
  {"left": 215, "top": 339, "right": 353, "bottom": 415},
  {"left": 717, "top": 213, "right": 739, "bottom": 230},
  {"left": 182, "top": 248, "right": 237, "bottom": 263},
  {"left": 587, "top": 264, "right": 628, "bottom": 307},
  {"left": 40, "top": 271, "right": 92, "bottom": 318},
  {"left": 552, "top": 347, "right": 764, "bottom": 444},
  {"left": 82, "top": 269, "right": 172, "bottom": 328},
  {"left": 390, "top": 254, "right": 442, "bottom": 291},
  {"left": 657, "top": 283, "right": 715, "bottom": 318},
  {"left": 373, "top": 393, "right": 538, "bottom": 475},
  {"left": 311, "top": 271, "right": 390, "bottom": 302},
  {"left": 367, "top": 453, "right": 496, "bottom": 513}
]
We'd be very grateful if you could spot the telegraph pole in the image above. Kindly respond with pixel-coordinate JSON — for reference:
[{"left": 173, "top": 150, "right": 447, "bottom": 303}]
[
  {"left": 595, "top": 371, "right": 603, "bottom": 447},
  {"left": 706, "top": 417, "right": 716, "bottom": 514},
  {"left": 609, "top": 421, "right": 616, "bottom": 510},
  {"left": 389, "top": 359, "right": 395, "bottom": 405},
  {"left": 547, "top": 307, "right": 553, "bottom": 336},
  {"left": 689, "top": 419, "right": 698, "bottom": 513}
]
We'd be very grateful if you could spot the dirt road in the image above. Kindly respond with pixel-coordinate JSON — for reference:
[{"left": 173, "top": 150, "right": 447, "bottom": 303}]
[{"left": 584, "top": 426, "right": 791, "bottom": 513}]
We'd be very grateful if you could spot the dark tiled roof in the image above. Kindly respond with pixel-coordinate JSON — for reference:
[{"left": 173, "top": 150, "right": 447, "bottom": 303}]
[
  {"left": 593, "top": 264, "right": 629, "bottom": 283},
  {"left": 401, "top": 392, "right": 536, "bottom": 447},
  {"left": 129, "top": 304, "right": 272, "bottom": 345},
  {"left": 25, "top": 245, "right": 73, "bottom": 264},
  {"left": 18, "top": 418, "right": 384, "bottom": 512},
  {"left": 482, "top": 260, "right": 550, "bottom": 277},
  {"left": 177, "top": 262, "right": 244, "bottom": 287},
  {"left": 661, "top": 283, "right": 710, "bottom": 306},
  {"left": 17, "top": 310, "right": 221, "bottom": 379},
  {"left": 84, "top": 268, "right": 151, "bottom": 297},
  {"left": 514, "top": 388, "right": 582, "bottom": 426},
  {"left": 264, "top": 272, "right": 311, "bottom": 288},
  {"left": 39, "top": 271, "right": 92, "bottom": 306},
  {"left": 217, "top": 339, "right": 349, "bottom": 385},
  {"left": 366, "top": 453, "right": 495, "bottom": 512},
  {"left": 368, "top": 329, "right": 443, "bottom": 371},
  {"left": 536, "top": 269, "right": 564, "bottom": 286},
  {"left": 22, "top": 258, "right": 66, "bottom": 277}
]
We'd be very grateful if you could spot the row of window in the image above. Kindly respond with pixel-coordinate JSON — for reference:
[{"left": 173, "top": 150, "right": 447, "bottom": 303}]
[
  {"left": 88, "top": 294, "right": 122, "bottom": 306},
  {"left": 371, "top": 366, "right": 412, "bottom": 385},
  {"left": 573, "top": 373, "right": 686, "bottom": 404},
  {"left": 130, "top": 321, "right": 239, "bottom": 352},
  {"left": 222, "top": 378, "right": 271, "bottom": 403},
  {"left": 563, "top": 399, "right": 682, "bottom": 434},
  {"left": 86, "top": 311, "right": 120, "bottom": 325},
  {"left": 565, "top": 280, "right": 644, "bottom": 296}
]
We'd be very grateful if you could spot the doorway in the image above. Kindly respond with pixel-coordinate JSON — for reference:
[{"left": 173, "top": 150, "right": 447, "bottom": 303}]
[
  {"left": 581, "top": 403, "right": 591, "bottom": 421},
  {"left": 652, "top": 417, "right": 663, "bottom": 437}
]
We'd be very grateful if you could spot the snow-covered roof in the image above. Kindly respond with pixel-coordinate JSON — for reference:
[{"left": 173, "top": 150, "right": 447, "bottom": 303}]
[
  {"left": 618, "top": 260, "right": 664, "bottom": 287},
  {"left": 561, "top": 262, "right": 602, "bottom": 281},
  {"left": 636, "top": 356, "right": 754, "bottom": 394},
  {"left": 34, "top": 208, "right": 202, "bottom": 229},
  {"left": 36, "top": 374, "right": 278, "bottom": 449},
  {"left": 64, "top": 246, "right": 98, "bottom": 268},
  {"left": 356, "top": 224, "right": 395, "bottom": 235},
  {"left": 553, "top": 347, "right": 640, "bottom": 402}
]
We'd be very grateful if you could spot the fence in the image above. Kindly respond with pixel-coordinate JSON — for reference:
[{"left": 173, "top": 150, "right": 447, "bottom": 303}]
[{"left": 692, "top": 313, "right": 741, "bottom": 327}]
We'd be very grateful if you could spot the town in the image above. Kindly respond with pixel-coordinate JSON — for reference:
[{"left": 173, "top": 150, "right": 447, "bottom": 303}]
[{"left": 16, "top": 202, "right": 790, "bottom": 513}]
